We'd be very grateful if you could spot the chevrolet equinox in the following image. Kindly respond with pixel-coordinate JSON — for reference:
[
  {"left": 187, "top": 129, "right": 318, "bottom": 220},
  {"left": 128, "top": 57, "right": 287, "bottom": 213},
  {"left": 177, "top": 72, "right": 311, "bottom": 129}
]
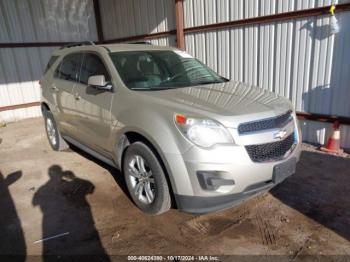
[{"left": 41, "top": 42, "right": 302, "bottom": 215}]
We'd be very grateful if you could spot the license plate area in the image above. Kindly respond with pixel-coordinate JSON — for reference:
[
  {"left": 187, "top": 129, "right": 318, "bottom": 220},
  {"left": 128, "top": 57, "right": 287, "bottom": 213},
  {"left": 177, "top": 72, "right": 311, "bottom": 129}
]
[{"left": 272, "top": 158, "right": 296, "bottom": 184}]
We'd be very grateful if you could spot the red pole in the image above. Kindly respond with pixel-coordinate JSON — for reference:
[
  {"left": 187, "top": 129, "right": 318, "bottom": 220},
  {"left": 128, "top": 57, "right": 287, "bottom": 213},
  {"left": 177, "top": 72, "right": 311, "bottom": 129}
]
[{"left": 175, "top": 0, "right": 185, "bottom": 50}]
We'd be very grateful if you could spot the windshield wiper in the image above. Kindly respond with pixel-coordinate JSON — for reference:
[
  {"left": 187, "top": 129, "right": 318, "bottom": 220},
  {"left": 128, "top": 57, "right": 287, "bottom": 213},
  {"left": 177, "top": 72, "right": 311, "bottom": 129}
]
[
  {"left": 192, "top": 80, "right": 224, "bottom": 86},
  {"left": 131, "top": 85, "right": 183, "bottom": 91}
]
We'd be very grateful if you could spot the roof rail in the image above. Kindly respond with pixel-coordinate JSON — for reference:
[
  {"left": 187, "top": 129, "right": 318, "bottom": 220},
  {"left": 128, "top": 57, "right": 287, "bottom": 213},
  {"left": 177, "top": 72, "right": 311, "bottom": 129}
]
[
  {"left": 128, "top": 41, "right": 153, "bottom": 45},
  {"left": 59, "top": 41, "right": 95, "bottom": 50}
]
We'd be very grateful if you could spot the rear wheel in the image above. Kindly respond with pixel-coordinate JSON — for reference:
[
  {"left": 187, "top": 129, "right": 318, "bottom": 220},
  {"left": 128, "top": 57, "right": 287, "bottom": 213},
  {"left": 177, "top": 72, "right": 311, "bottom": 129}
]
[
  {"left": 123, "top": 142, "right": 171, "bottom": 215},
  {"left": 43, "top": 110, "right": 69, "bottom": 151}
]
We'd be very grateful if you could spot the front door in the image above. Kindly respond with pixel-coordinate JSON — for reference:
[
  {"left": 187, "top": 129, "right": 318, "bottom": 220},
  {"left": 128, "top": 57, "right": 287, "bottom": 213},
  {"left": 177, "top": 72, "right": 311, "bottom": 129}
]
[
  {"left": 73, "top": 52, "right": 114, "bottom": 156},
  {"left": 52, "top": 53, "right": 83, "bottom": 137}
]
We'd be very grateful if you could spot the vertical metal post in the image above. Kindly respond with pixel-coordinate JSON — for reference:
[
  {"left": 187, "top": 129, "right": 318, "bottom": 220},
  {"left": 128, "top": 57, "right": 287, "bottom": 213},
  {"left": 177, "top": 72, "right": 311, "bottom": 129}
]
[
  {"left": 175, "top": 0, "right": 185, "bottom": 49},
  {"left": 93, "top": 0, "right": 104, "bottom": 43}
]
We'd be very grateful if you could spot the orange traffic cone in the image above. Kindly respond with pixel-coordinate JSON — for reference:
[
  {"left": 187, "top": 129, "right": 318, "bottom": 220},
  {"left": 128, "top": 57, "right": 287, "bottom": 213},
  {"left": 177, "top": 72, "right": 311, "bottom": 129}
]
[{"left": 320, "top": 121, "right": 344, "bottom": 155}]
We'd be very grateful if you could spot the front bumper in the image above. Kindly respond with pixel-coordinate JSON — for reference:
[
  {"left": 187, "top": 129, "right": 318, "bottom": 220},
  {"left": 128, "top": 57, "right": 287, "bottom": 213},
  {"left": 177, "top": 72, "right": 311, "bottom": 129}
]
[
  {"left": 164, "top": 132, "right": 302, "bottom": 214},
  {"left": 174, "top": 181, "right": 273, "bottom": 214},
  {"left": 174, "top": 156, "right": 297, "bottom": 214}
]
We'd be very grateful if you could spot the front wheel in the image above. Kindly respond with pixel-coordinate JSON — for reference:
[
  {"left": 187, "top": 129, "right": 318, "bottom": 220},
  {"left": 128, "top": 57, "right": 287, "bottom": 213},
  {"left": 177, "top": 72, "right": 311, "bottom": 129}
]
[
  {"left": 43, "top": 110, "right": 69, "bottom": 151},
  {"left": 123, "top": 142, "right": 171, "bottom": 215}
]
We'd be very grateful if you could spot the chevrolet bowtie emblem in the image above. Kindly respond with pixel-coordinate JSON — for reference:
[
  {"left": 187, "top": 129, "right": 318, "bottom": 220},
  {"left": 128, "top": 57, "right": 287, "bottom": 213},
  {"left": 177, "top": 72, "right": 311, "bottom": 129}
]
[{"left": 274, "top": 130, "right": 288, "bottom": 140}]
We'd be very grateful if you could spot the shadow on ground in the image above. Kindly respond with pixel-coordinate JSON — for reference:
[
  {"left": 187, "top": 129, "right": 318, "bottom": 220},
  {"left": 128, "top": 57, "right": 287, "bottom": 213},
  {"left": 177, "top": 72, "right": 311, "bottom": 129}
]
[
  {"left": 68, "top": 144, "right": 180, "bottom": 212},
  {"left": 70, "top": 142, "right": 350, "bottom": 244},
  {"left": 33, "top": 165, "right": 110, "bottom": 261},
  {"left": 68, "top": 141, "right": 350, "bottom": 254},
  {"left": 271, "top": 150, "right": 350, "bottom": 242},
  {"left": 67, "top": 144, "right": 131, "bottom": 201},
  {"left": 0, "top": 171, "right": 26, "bottom": 260}
]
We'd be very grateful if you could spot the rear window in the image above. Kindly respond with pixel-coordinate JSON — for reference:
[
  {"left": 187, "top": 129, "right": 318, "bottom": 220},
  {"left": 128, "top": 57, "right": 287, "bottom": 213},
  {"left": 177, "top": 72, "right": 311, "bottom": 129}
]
[{"left": 44, "top": 55, "right": 59, "bottom": 74}]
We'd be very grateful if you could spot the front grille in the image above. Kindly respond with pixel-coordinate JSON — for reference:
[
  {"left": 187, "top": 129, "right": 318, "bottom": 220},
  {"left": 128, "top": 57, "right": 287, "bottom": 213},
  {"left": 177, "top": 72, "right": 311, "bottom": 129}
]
[
  {"left": 245, "top": 132, "right": 295, "bottom": 162},
  {"left": 238, "top": 110, "right": 293, "bottom": 134}
]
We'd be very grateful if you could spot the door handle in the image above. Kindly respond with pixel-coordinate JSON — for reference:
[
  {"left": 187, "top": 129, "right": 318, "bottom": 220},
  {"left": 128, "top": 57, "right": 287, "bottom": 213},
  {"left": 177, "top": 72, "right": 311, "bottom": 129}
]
[
  {"left": 74, "top": 93, "right": 81, "bottom": 100},
  {"left": 51, "top": 85, "right": 59, "bottom": 92}
]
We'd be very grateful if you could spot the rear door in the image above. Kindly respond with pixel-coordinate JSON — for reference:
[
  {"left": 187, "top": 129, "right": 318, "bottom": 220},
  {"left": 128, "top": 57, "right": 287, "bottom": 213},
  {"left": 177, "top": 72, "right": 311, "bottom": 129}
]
[
  {"left": 51, "top": 53, "right": 83, "bottom": 137},
  {"left": 72, "top": 52, "right": 114, "bottom": 155}
]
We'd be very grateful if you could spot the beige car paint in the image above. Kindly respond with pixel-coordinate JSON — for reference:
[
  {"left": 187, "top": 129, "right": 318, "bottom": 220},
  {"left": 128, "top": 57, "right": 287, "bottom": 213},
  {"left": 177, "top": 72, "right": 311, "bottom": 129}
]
[{"left": 41, "top": 43, "right": 302, "bottom": 200}]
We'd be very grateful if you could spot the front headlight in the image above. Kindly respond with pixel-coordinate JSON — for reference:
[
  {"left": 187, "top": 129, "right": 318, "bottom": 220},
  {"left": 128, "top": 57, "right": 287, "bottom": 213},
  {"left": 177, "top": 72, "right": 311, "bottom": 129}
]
[{"left": 174, "top": 114, "right": 234, "bottom": 148}]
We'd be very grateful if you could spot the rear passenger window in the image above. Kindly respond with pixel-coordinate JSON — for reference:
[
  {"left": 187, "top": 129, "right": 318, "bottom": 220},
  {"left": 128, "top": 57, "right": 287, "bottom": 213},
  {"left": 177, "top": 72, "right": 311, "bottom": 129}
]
[
  {"left": 55, "top": 53, "right": 83, "bottom": 82},
  {"left": 79, "top": 53, "right": 110, "bottom": 84},
  {"left": 44, "top": 55, "right": 59, "bottom": 74}
]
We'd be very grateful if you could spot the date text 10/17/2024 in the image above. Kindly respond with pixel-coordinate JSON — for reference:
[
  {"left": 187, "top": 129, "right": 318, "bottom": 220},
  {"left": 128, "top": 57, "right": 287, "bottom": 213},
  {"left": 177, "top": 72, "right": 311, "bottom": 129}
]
[{"left": 127, "top": 255, "right": 219, "bottom": 261}]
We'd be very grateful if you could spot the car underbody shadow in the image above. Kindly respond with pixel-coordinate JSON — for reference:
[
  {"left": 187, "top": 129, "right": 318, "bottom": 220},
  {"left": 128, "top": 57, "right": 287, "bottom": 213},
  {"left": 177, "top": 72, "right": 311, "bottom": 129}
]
[
  {"left": 67, "top": 143, "right": 132, "bottom": 204},
  {"left": 67, "top": 143, "right": 179, "bottom": 211}
]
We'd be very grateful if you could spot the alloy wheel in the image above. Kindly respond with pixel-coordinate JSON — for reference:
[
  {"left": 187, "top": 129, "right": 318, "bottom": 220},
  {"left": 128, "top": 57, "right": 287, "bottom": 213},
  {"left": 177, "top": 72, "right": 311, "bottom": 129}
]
[
  {"left": 46, "top": 118, "right": 57, "bottom": 146},
  {"left": 127, "top": 155, "right": 156, "bottom": 204}
]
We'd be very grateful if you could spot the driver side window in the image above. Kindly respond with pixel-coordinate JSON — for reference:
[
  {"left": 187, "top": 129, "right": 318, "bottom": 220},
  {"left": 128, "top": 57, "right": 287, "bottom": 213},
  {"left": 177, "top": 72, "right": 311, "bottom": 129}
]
[{"left": 79, "top": 53, "right": 110, "bottom": 85}]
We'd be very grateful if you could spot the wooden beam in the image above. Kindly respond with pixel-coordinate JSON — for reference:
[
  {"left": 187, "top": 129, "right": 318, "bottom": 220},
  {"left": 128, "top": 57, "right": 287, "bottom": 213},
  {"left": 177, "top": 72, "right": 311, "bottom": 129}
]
[
  {"left": 93, "top": 0, "right": 104, "bottom": 43},
  {"left": 0, "top": 102, "right": 41, "bottom": 112},
  {"left": 296, "top": 112, "right": 350, "bottom": 126},
  {"left": 175, "top": 0, "right": 185, "bottom": 49},
  {"left": 0, "top": 42, "right": 70, "bottom": 48},
  {"left": 184, "top": 3, "right": 350, "bottom": 34}
]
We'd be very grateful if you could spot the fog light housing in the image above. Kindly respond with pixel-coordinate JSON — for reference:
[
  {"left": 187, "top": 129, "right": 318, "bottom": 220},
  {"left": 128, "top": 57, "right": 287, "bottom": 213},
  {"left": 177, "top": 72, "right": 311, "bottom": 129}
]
[{"left": 197, "top": 171, "right": 235, "bottom": 191}]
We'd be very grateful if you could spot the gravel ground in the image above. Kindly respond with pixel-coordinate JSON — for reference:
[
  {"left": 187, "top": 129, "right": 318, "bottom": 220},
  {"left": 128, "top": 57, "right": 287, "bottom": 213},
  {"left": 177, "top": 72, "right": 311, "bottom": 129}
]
[{"left": 0, "top": 117, "right": 349, "bottom": 260}]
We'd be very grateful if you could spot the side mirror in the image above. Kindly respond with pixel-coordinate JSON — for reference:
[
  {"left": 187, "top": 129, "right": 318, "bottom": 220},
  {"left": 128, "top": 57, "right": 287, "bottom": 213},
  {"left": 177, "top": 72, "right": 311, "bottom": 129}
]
[{"left": 88, "top": 75, "right": 113, "bottom": 91}]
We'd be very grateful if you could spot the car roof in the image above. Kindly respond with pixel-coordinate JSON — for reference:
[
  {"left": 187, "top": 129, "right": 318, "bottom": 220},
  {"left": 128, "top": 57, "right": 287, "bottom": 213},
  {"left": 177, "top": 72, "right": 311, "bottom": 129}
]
[
  {"left": 102, "top": 43, "right": 177, "bottom": 52},
  {"left": 52, "top": 43, "right": 178, "bottom": 56}
]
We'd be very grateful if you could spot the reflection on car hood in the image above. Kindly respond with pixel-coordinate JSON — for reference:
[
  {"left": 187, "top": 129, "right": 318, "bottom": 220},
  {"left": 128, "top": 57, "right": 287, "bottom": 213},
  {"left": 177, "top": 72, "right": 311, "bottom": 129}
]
[{"left": 141, "top": 81, "right": 293, "bottom": 128}]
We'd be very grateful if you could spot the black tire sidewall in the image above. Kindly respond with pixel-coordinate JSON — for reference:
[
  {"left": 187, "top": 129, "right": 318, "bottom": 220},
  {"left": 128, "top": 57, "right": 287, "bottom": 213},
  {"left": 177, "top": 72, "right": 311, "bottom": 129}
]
[{"left": 123, "top": 142, "right": 170, "bottom": 215}]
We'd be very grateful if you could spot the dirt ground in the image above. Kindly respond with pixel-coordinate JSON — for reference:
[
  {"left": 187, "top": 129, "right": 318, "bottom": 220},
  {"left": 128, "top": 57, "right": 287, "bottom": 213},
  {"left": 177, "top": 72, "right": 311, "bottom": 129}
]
[{"left": 0, "top": 117, "right": 349, "bottom": 260}]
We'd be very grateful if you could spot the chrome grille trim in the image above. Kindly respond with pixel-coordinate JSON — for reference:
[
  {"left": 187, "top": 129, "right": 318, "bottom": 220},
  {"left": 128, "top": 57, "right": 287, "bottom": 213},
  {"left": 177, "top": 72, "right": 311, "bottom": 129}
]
[{"left": 238, "top": 110, "right": 293, "bottom": 135}]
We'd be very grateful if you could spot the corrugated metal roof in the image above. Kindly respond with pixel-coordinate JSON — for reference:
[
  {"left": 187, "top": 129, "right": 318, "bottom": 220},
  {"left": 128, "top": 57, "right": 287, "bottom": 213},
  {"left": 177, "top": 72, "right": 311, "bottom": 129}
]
[
  {"left": 0, "top": 0, "right": 97, "bottom": 43},
  {"left": 99, "top": 0, "right": 176, "bottom": 41}
]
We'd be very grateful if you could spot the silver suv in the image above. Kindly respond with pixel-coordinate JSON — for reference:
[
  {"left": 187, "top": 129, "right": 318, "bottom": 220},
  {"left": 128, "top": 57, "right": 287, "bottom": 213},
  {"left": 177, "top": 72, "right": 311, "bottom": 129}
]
[{"left": 41, "top": 42, "right": 302, "bottom": 215}]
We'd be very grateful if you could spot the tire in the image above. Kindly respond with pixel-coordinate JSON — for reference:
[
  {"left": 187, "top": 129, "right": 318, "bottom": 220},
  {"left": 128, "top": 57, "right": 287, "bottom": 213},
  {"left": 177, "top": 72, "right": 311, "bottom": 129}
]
[
  {"left": 43, "top": 109, "right": 69, "bottom": 151},
  {"left": 123, "top": 141, "right": 171, "bottom": 215}
]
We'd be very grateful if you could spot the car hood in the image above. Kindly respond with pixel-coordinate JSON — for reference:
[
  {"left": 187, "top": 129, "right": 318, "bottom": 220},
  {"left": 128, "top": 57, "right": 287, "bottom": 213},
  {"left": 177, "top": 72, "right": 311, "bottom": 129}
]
[{"left": 140, "top": 81, "right": 293, "bottom": 128}]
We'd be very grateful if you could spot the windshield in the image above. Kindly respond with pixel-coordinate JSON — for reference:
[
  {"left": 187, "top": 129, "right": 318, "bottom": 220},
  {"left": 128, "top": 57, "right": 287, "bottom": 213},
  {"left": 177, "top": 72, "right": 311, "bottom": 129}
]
[{"left": 109, "top": 50, "right": 227, "bottom": 90}]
